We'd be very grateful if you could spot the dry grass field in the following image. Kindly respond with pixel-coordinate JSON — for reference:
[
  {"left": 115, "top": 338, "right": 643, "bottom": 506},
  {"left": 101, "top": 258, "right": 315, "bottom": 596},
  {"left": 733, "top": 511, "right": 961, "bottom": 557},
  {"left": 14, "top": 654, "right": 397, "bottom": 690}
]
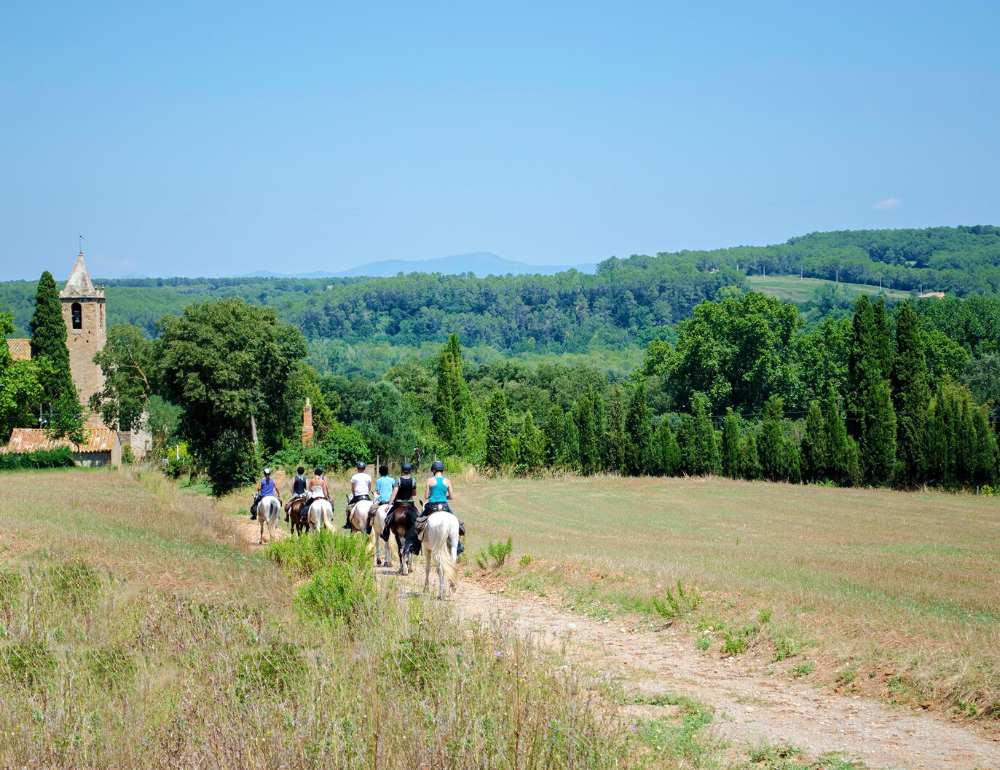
[
  {"left": 0, "top": 468, "right": 676, "bottom": 769},
  {"left": 461, "top": 475, "right": 1000, "bottom": 719}
]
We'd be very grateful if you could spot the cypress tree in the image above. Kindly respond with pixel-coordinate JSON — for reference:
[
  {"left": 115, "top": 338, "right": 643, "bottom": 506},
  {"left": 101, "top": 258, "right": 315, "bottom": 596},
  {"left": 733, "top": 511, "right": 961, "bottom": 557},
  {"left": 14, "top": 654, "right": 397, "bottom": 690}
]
[
  {"left": 848, "top": 295, "right": 882, "bottom": 436},
  {"left": 800, "top": 400, "right": 828, "bottom": 482},
  {"left": 685, "top": 392, "right": 718, "bottom": 476},
  {"left": 543, "top": 403, "right": 565, "bottom": 466},
  {"left": 784, "top": 443, "right": 802, "bottom": 484},
  {"left": 434, "top": 350, "right": 456, "bottom": 444},
  {"left": 824, "top": 385, "right": 850, "bottom": 485},
  {"left": 515, "top": 410, "right": 545, "bottom": 473},
  {"left": 925, "top": 384, "right": 951, "bottom": 487},
  {"left": 29, "top": 271, "right": 75, "bottom": 407},
  {"left": 484, "top": 389, "right": 514, "bottom": 469},
  {"left": 604, "top": 388, "right": 626, "bottom": 474},
  {"left": 624, "top": 381, "right": 652, "bottom": 476},
  {"left": 562, "top": 409, "right": 580, "bottom": 469},
  {"left": 721, "top": 407, "right": 741, "bottom": 478},
  {"left": 758, "top": 395, "right": 787, "bottom": 481},
  {"left": 576, "top": 387, "right": 599, "bottom": 475},
  {"left": 592, "top": 388, "right": 608, "bottom": 471},
  {"left": 971, "top": 406, "right": 998, "bottom": 489},
  {"left": 873, "top": 295, "right": 893, "bottom": 380},
  {"left": 863, "top": 379, "right": 897, "bottom": 486},
  {"left": 653, "top": 418, "right": 682, "bottom": 476},
  {"left": 892, "top": 301, "right": 929, "bottom": 487},
  {"left": 739, "top": 434, "right": 762, "bottom": 480}
]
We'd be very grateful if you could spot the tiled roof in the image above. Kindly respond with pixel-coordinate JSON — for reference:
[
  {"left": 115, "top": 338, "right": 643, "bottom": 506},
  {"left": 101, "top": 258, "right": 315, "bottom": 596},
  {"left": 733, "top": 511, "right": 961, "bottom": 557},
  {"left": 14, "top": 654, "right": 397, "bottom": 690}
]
[
  {"left": 6, "top": 339, "right": 30, "bottom": 361},
  {"left": 5, "top": 428, "right": 117, "bottom": 454}
]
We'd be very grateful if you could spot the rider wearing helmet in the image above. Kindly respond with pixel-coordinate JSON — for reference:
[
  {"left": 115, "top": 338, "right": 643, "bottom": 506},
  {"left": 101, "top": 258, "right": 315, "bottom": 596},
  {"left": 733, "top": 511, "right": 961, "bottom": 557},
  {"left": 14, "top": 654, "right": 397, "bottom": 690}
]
[
  {"left": 285, "top": 465, "right": 309, "bottom": 522},
  {"left": 424, "top": 460, "right": 453, "bottom": 514},
  {"left": 303, "top": 466, "right": 329, "bottom": 523},
  {"left": 251, "top": 467, "right": 278, "bottom": 520},
  {"left": 344, "top": 461, "right": 373, "bottom": 529},
  {"left": 381, "top": 462, "right": 416, "bottom": 541}
]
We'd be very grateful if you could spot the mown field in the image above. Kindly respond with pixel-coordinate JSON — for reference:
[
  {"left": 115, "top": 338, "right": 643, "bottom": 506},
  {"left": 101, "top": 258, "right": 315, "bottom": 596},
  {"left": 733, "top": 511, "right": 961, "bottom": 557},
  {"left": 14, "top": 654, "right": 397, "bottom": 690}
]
[
  {"left": 0, "top": 468, "right": 689, "bottom": 769},
  {"left": 461, "top": 475, "right": 1000, "bottom": 720},
  {"left": 747, "top": 275, "right": 911, "bottom": 304}
]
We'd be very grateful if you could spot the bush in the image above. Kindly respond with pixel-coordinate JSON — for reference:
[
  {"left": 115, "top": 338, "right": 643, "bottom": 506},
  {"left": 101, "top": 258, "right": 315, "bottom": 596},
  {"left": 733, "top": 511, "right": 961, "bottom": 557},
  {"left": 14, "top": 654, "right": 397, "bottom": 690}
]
[
  {"left": 267, "top": 529, "right": 369, "bottom": 577},
  {"left": 295, "top": 561, "right": 373, "bottom": 625},
  {"left": 653, "top": 581, "right": 701, "bottom": 618},
  {"left": 271, "top": 423, "right": 370, "bottom": 474},
  {"left": 0, "top": 448, "right": 76, "bottom": 471},
  {"left": 475, "top": 537, "right": 514, "bottom": 570}
]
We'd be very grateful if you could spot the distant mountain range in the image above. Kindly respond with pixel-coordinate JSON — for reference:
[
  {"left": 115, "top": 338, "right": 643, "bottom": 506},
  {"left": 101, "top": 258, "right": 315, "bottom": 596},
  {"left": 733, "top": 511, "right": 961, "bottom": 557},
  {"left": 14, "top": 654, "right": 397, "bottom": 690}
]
[{"left": 238, "top": 253, "right": 597, "bottom": 279}]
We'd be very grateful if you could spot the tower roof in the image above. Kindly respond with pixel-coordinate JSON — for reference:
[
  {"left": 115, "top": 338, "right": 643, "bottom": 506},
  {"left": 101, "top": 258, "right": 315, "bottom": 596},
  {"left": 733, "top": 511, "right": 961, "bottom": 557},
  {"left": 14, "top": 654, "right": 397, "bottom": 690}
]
[{"left": 60, "top": 252, "right": 104, "bottom": 299}]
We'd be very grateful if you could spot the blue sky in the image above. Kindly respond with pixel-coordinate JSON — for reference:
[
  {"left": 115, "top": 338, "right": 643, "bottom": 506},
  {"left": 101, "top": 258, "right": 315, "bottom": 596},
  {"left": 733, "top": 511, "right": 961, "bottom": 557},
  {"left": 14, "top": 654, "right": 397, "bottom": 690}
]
[{"left": 1, "top": 1, "right": 997, "bottom": 280}]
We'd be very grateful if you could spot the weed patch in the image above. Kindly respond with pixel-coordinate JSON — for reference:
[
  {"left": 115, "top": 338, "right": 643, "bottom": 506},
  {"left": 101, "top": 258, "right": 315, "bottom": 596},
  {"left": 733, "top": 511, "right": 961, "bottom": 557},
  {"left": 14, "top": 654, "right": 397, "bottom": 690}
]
[
  {"left": 1, "top": 641, "right": 56, "bottom": 687},
  {"left": 295, "top": 561, "right": 373, "bottom": 626},
  {"left": 652, "top": 580, "right": 701, "bottom": 618},
  {"left": 50, "top": 558, "right": 101, "bottom": 608}
]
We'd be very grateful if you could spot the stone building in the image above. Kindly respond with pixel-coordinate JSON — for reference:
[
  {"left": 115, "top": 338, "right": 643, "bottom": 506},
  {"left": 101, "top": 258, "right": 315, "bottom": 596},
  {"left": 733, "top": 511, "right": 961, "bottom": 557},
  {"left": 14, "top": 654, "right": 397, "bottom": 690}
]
[
  {"left": 5, "top": 427, "right": 121, "bottom": 467},
  {"left": 60, "top": 253, "right": 106, "bottom": 429}
]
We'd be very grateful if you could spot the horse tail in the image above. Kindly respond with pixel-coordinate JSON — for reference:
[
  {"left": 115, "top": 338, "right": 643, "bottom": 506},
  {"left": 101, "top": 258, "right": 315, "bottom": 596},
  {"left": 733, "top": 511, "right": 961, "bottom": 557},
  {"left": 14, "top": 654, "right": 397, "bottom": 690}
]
[{"left": 432, "top": 525, "right": 459, "bottom": 591}]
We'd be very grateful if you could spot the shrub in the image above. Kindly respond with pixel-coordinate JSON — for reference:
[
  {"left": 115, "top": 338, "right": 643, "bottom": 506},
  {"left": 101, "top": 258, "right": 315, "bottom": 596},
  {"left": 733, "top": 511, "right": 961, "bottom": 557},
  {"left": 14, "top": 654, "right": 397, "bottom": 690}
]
[
  {"left": 0, "top": 448, "right": 75, "bottom": 472},
  {"left": 653, "top": 581, "right": 701, "bottom": 618},
  {"left": 267, "top": 529, "right": 369, "bottom": 577},
  {"left": 120, "top": 445, "right": 135, "bottom": 465},
  {"left": 519, "top": 554, "right": 532, "bottom": 567},
  {"left": 790, "top": 661, "right": 815, "bottom": 678},
  {"left": 295, "top": 561, "right": 373, "bottom": 625},
  {"left": 488, "top": 537, "right": 513, "bottom": 567}
]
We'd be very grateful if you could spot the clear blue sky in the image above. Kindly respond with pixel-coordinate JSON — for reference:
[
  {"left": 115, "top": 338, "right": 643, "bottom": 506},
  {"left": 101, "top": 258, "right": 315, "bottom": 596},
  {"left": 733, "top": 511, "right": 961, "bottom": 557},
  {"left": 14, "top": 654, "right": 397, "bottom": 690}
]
[{"left": 1, "top": 1, "right": 997, "bottom": 280}]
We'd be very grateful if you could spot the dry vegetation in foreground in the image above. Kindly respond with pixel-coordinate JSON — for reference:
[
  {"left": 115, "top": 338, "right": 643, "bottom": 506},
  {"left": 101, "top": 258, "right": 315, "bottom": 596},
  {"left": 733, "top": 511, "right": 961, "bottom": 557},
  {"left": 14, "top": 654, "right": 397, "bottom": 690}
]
[
  {"left": 0, "top": 466, "right": 746, "bottom": 769},
  {"left": 462, "top": 475, "right": 1000, "bottom": 722}
]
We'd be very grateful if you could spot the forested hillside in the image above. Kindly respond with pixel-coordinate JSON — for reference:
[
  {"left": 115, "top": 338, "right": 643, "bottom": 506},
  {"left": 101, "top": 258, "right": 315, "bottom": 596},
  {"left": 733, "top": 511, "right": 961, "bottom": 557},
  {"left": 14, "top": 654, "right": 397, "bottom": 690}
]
[{"left": 2, "top": 227, "right": 998, "bottom": 373}]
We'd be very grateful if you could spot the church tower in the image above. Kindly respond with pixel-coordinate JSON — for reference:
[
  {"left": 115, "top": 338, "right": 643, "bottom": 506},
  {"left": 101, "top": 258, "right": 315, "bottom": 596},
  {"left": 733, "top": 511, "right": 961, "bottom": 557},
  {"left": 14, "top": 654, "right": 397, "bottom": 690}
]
[{"left": 60, "top": 253, "right": 106, "bottom": 428}]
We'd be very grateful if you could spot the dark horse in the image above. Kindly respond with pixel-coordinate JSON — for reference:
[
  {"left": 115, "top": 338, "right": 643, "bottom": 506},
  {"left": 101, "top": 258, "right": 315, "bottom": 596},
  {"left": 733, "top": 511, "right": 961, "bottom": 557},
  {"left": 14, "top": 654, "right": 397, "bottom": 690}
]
[
  {"left": 285, "top": 496, "right": 310, "bottom": 536},
  {"left": 381, "top": 502, "right": 419, "bottom": 575}
]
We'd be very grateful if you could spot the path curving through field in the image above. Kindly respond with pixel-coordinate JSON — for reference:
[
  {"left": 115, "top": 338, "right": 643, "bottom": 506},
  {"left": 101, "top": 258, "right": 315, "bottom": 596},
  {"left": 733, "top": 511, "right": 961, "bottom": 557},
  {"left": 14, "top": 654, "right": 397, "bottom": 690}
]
[{"left": 446, "top": 577, "right": 1000, "bottom": 770}]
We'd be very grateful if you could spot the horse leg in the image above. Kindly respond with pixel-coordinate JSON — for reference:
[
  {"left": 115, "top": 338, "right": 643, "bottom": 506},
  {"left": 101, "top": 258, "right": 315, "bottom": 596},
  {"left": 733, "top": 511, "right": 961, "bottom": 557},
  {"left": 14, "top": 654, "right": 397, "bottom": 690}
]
[{"left": 424, "top": 546, "right": 431, "bottom": 592}]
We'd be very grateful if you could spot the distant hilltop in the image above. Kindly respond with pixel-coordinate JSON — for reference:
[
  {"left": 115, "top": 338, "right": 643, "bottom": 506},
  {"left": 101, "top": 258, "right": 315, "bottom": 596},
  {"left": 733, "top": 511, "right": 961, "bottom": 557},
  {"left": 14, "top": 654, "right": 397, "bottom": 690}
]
[{"left": 239, "top": 252, "right": 598, "bottom": 279}]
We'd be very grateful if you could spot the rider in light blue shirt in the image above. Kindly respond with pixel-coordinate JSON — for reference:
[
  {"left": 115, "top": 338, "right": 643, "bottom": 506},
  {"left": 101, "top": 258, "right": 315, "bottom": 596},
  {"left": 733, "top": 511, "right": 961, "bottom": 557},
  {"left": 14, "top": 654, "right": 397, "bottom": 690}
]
[{"left": 375, "top": 465, "right": 396, "bottom": 505}]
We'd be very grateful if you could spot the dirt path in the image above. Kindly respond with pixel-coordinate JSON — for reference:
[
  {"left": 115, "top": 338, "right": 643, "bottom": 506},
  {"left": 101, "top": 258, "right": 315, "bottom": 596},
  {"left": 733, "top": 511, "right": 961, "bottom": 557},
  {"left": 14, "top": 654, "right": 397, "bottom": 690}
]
[
  {"left": 241, "top": 519, "right": 999, "bottom": 769},
  {"left": 443, "top": 576, "right": 1000, "bottom": 770}
]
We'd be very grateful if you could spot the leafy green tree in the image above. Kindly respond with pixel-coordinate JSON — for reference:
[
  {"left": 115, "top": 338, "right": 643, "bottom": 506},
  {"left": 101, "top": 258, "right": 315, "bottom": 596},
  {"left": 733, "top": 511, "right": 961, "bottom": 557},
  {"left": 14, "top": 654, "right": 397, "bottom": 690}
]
[
  {"left": 605, "top": 389, "right": 626, "bottom": 474},
  {"left": 484, "top": 389, "right": 515, "bottom": 469},
  {"left": 624, "top": 381, "right": 652, "bottom": 476},
  {"left": 785, "top": 443, "right": 802, "bottom": 484},
  {"left": 791, "top": 317, "right": 851, "bottom": 409},
  {"left": 90, "top": 323, "right": 155, "bottom": 431},
  {"left": 433, "top": 335, "right": 470, "bottom": 447},
  {"left": 963, "top": 353, "right": 1000, "bottom": 406},
  {"left": 544, "top": 403, "right": 565, "bottom": 465},
  {"left": 924, "top": 330, "right": 970, "bottom": 391},
  {"left": 799, "top": 400, "right": 828, "bottom": 482},
  {"left": 353, "top": 380, "right": 418, "bottom": 461},
  {"left": 823, "top": 385, "right": 851, "bottom": 485},
  {"left": 758, "top": 395, "right": 788, "bottom": 481},
  {"left": 156, "top": 298, "right": 308, "bottom": 495},
  {"left": 653, "top": 418, "right": 682, "bottom": 476},
  {"left": 682, "top": 392, "right": 718, "bottom": 476},
  {"left": 720, "top": 408, "right": 741, "bottom": 478},
  {"left": 29, "top": 271, "right": 75, "bottom": 407},
  {"left": 891, "top": 301, "right": 929, "bottom": 487},
  {"left": 515, "top": 410, "right": 545, "bottom": 474},
  {"left": 971, "top": 406, "right": 998, "bottom": 488}
]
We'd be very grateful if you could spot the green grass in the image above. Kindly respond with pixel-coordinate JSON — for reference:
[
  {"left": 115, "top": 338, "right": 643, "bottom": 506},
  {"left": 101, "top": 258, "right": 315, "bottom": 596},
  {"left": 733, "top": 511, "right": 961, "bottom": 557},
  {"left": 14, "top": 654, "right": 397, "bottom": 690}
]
[
  {"left": 747, "top": 274, "right": 910, "bottom": 304},
  {"left": 462, "top": 475, "right": 1000, "bottom": 718}
]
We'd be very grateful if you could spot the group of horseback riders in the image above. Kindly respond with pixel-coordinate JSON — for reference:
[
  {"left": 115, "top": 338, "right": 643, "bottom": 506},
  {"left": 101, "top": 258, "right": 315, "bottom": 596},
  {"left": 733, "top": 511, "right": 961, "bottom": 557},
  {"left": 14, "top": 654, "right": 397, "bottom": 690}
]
[{"left": 249, "top": 459, "right": 461, "bottom": 556}]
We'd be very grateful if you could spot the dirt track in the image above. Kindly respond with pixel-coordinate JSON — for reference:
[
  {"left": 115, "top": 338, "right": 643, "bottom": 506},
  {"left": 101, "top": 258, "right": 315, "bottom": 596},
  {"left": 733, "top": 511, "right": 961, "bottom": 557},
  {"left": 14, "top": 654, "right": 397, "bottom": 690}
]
[{"left": 244, "top": 521, "right": 1000, "bottom": 769}]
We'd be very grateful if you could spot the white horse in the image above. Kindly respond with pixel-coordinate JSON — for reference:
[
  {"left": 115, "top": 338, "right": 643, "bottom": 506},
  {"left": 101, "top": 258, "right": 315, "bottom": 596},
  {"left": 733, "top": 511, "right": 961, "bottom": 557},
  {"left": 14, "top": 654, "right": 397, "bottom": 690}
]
[
  {"left": 256, "top": 495, "right": 282, "bottom": 544},
  {"left": 307, "top": 498, "right": 335, "bottom": 533},
  {"left": 348, "top": 497, "right": 373, "bottom": 535},
  {"left": 422, "top": 510, "right": 460, "bottom": 599},
  {"left": 372, "top": 502, "right": 392, "bottom": 567}
]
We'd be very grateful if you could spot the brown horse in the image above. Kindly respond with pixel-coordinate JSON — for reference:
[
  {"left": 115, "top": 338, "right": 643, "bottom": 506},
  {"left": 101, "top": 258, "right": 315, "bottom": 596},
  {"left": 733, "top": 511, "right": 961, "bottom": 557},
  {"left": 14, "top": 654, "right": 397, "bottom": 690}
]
[
  {"left": 382, "top": 502, "right": 418, "bottom": 575},
  {"left": 285, "top": 496, "right": 310, "bottom": 536}
]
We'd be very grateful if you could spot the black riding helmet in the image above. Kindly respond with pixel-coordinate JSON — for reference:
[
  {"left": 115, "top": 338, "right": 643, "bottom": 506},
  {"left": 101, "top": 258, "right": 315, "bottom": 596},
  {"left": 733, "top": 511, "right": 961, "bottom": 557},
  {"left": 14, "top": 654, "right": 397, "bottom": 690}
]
[
  {"left": 315, "top": 467, "right": 324, "bottom": 475},
  {"left": 401, "top": 462, "right": 412, "bottom": 473},
  {"left": 431, "top": 460, "right": 444, "bottom": 473},
  {"left": 357, "top": 461, "right": 366, "bottom": 471}
]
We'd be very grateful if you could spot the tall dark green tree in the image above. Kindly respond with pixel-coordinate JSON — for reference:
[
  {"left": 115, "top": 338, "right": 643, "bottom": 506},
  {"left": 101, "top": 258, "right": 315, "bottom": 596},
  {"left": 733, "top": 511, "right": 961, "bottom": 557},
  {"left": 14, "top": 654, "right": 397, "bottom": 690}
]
[
  {"left": 29, "top": 271, "right": 75, "bottom": 406},
  {"left": 848, "top": 295, "right": 883, "bottom": 425},
  {"left": 515, "top": 410, "right": 545, "bottom": 474},
  {"left": 873, "top": 295, "right": 893, "bottom": 380},
  {"left": 799, "top": 400, "right": 828, "bottom": 482},
  {"left": 484, "top": 389, "right": 515, "bottom": 469},
  {"left": 543, "top": 403, "right": 565, "bottom": 465},
  {"left": 891, "top": 301, "right": 930, "bottom": 487},
  {"left": 624, "top": 381, "right": 652, "bottom": 476},
  {"left": 682, "top": 392, "right": 718, "bottom": 476},
  {"left": 863, "top": 379, "right": 897, "bottom": 486},
  {"left": 434, "top": 334, "right": 470, "bottom": 447},
  {"left": 757, "top": 395, "right": 787, "bottom": 481},
  {"left": 562, "top": 409, "right": 580, "bottom": 469},
  {"left": 653, "top": 418, "right": 682, "bottom": 476},
  {"left": 605, "top": 390, "right": 626, "bottom": 474},
  {"left": 156, "top": 298, "right": 308, "bottom": 494},
  {"left": 739, "top": 434, "right": 762, "bottom": 480},
  {"left": 823, "top": 385, "right": 851, "bottom": 485},
  {"left": 576, "top": 386, "right": 600, "bottom": 475},
  {"left": 720, "top": 408, "right": 741, "bottom": 479}
]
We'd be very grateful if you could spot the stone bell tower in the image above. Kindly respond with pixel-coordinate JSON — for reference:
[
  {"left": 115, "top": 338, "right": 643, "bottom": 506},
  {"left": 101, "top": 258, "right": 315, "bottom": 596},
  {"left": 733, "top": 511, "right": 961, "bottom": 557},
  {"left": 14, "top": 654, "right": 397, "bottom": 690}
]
[
  {"left": 60, "top": 252, "right": 106, "bottom": 428},
  {"left": 301, "top": 398, "right": 315, "bottom": 446}
]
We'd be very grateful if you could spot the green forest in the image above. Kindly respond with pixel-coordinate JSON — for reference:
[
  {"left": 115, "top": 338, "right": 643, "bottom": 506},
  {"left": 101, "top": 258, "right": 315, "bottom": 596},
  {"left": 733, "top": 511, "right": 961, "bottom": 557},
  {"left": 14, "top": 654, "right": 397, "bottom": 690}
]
[{"left": 2, "top": 225, "right": 999, "bottom": 495}]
